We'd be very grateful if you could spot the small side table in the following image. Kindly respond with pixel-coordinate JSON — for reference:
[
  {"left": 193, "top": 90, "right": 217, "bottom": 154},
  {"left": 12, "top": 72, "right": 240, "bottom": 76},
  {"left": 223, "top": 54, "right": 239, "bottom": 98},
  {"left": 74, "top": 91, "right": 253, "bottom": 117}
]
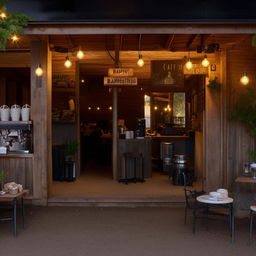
[
  {"left": 196, "top": 195, "right": 235, "bottom": 243},
  {"left": 0, "top": 189, "right": 29, "bottom": 236}
]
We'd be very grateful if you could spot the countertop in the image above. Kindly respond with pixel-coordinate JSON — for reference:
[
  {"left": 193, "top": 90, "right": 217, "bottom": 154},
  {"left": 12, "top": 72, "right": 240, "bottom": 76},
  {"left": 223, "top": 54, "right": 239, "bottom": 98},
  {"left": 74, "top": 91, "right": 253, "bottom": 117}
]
[
  {"left": 146, "top": 135, "right": 190, "bottom": 139},
  {"left": 0, "top": 153, "right": 33, "bottom": 158}
]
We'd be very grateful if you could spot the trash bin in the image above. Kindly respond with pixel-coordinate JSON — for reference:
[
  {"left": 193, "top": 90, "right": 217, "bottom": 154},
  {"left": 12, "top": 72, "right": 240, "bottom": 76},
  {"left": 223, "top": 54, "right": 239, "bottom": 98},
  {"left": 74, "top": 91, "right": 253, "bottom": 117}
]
[{"left": 160, "top": 142, "right": 174, "bottom": 174}]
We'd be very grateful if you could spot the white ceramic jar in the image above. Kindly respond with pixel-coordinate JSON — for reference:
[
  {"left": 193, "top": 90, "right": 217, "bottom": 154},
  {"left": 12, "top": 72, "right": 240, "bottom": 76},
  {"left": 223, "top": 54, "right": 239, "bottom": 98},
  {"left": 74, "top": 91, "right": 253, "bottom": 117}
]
[
  {"left": 21, "top": 104, "right": 31, "bottom": 121},
  {"left": 0, "top": 105, "right": 10, "bottom": 121}
]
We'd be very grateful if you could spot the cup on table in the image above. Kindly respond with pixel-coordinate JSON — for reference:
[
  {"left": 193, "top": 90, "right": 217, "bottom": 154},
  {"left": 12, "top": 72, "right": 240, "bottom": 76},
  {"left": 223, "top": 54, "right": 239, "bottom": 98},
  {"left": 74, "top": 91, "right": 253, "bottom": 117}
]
[
  {"left": 209, "top": 191, "right": 221, "bottom": 200},
  {"left": 217, "top": 188, "right": 228, "bottom": 199}
]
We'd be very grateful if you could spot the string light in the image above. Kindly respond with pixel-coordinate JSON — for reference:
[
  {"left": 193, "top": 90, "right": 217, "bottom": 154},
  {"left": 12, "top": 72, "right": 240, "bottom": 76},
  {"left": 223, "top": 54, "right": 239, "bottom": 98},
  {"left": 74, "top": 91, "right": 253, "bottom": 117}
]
[
  {"left": 10, "top": 34, "right": 19, "bottom": 42},
  {"left": 81, "top": 79, "right": 85, "bottom": 83},
  {"left": 240, "top": 72, "right": 249, "bottom": 85},
  {"left": 35, "top": 64, "right": 43, "bottom": 77},
  {"left": 201, "top": 55, "right": 210, "bottom": 67},
  {"left": 0, "top": 12, "right": 7, "bottom": 19},
  {"left": 96, "top": 107, "right": 100, "bottom": 111},
  {"left": 64, "top": 56, "right": 72, "bottom": 68},
  {"left": 154, "top": 106, "right": 158, "bottom": 110},
  {"left": 76, "top": 49, "right": 84, "bottom": 59},
  {"left": 109, "top": 106, "right": 112, "bottom": 110},
  {"left": 88, "top": 107, "right": 91, "bottom": 110}
]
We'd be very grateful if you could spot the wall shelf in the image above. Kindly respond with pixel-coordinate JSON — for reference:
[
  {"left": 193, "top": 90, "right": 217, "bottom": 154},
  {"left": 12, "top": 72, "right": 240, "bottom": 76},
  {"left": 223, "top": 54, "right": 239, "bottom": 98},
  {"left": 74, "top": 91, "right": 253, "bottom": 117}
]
[{"left": 0, "top": 121, "right": 32, "bottom": 130}]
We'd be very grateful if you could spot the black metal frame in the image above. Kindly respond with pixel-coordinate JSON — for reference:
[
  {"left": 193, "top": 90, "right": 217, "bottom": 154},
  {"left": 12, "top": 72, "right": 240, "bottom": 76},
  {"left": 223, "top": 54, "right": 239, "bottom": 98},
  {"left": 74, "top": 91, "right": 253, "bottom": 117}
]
[
  {"left": 249, "top": 209, "right": 256, "bottom": 244},
  {"left": 0, "top": 197, "right": 25, "bottom": 236}
]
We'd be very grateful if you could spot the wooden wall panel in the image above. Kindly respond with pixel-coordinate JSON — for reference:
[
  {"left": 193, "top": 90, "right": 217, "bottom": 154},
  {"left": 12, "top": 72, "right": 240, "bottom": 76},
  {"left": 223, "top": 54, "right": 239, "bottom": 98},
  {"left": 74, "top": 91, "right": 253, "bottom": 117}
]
[
  {"left": 0, "top": 157, "right": 33, "bottom": 193},
  {"left": 0, "top": 53, "right": 30, "bottom": 67}
]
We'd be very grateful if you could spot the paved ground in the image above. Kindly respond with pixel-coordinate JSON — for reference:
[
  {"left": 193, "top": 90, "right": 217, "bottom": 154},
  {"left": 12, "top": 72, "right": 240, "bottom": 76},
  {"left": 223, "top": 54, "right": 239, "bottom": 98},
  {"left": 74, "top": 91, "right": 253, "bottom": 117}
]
[{"left": 0, "top": 206, "right": 255, "bottom": 256}]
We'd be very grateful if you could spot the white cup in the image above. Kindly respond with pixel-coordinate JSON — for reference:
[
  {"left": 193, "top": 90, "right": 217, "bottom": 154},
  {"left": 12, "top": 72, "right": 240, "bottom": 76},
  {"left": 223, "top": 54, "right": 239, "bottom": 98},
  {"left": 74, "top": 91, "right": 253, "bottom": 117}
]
[
  {"left": 209, "top": 191, "right": 221, "bottom": 200},
  {"left": 217, "top": 188, "right": 228, "bottom": 199}
]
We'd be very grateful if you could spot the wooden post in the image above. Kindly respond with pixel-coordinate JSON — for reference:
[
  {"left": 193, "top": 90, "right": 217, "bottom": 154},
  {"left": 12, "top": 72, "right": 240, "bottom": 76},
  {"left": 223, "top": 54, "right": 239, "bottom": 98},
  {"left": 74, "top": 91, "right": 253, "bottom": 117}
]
[
  {"left": 30, "top": 36, "right": 52, "bottom": 205},
  {"left": 112, "top": 35, "right": 121, "bottom": 180}
]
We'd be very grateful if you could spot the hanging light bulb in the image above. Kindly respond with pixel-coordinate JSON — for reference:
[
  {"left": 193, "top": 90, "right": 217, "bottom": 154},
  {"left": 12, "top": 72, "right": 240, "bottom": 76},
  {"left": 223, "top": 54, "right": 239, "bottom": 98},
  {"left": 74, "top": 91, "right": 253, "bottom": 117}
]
[
  {"left": 201, "top": 55, "right": 210, "bottom": 67},
  {"left": 35, "top": 64, "right": 43, "bottom": 77},
  {"left": 0, "top": 12, "right": 7, "bottom": 19},
  {"left": 185, "top": 58, "right": 193, "bottom": 70},
  {"left": 137, "top": 54, "right": 144, "bottom": 67},
  {"left": 97, "top": 107, "right": 100, "bottom": 111},
  {"left": 76, "top": 49, "right": 84, "bottom": 59},
  {"left": 88, "top": 107, "right": 91, "bottom": 110},
  {"left": 240, "top": 72, "right": 249, "bottom": 85},
  {"left": 109, "top": 106, "right": 112, "bottom": 110},
  {"left": 10, "top": 34, "right": 19, "bottom": 42},
  {"left": 154, "top": 106, "right": 158, "bottom": 110},
  {"left": 64, "top": 56, "right": 72, "bottom": 68}
]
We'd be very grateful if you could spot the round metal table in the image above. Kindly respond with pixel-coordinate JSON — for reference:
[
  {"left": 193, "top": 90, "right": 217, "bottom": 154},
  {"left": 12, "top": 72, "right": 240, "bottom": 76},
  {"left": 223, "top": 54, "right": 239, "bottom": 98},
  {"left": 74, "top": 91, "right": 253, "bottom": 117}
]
[{"left": 196, "top": 195, "right": 235, "bottom": 242}]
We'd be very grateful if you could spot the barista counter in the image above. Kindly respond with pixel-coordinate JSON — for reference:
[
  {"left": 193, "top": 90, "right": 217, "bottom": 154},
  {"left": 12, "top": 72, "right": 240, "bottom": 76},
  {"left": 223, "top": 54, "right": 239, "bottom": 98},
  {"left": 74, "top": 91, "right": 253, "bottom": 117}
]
[
  {"left": 0, "top": 153, "right": 33, "bottom": 194},
  {"left": 147, "top": 134, "right": 194, "bottom": 162}
]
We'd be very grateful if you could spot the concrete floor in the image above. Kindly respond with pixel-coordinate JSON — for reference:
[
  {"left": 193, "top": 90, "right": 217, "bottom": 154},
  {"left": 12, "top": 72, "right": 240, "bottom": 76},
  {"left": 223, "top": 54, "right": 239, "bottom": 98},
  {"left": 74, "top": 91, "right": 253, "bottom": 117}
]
[{"left": 0, "top": 207, "right": 255, "bottom": 256}]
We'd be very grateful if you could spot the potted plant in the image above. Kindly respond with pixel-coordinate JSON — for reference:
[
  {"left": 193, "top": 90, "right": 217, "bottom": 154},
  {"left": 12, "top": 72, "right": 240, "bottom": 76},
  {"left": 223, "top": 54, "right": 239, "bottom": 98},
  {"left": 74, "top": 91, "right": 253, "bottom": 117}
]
[
  {"left": 230, "top": 88, "right": 256, "bottom": 173},
  {"left": 63, "top": 141, "right": 78, "bottom": 181},
  {"left": 0, "top": 170, "right": 7, "bottom": 191}
]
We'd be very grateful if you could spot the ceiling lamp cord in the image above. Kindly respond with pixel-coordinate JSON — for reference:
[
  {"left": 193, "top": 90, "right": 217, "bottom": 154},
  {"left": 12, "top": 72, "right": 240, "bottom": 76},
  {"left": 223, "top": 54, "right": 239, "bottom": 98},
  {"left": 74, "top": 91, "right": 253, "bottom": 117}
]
[{"left": 137, "top": 34, "right": 144, "bottom": 67}]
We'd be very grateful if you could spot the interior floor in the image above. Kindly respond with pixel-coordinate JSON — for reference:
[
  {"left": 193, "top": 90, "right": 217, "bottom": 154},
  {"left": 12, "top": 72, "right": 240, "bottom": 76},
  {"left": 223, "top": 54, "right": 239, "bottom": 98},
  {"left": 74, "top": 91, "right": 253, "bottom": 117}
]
[{"left": 49, "top": 162, "right": 203, "bottom": 201}]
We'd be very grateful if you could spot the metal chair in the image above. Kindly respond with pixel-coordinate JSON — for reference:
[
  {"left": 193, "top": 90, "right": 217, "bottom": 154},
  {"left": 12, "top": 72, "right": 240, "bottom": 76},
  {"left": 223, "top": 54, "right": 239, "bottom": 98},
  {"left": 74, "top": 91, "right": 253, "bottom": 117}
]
[
  {"left": 249, "top": 205, "right": 256, "bottom": 243},
  {"left": 184, "top": 188, "right": 207, "bottom": 233}
]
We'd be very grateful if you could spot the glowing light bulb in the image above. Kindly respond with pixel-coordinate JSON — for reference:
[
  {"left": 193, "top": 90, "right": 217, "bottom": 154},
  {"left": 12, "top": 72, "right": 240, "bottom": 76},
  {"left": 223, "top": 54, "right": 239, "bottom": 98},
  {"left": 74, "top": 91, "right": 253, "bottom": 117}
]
[
  {"left": 164, "top": 108, "right": 167, "bottom": 112},
  {"left": 88, "top": 107, "right": 91, "bottom": 110},
  {"left": 109, "top": 106, "right": 112, "bottom": 110},
  {"left": 185, "top": 58, "right": 193, "bottom": 70},
  {"left": 81, "top": 79, "right": 85, "bottom": 83},
  {"left": 64, "top": 56, "right": 72, "bottom": 68},
  {"left": 77, "top": 49, "right": 84, "bottom": 59},
  {"left": 137, "top": 54, "right": 144, "bottom": 67},
  {"left": 11, "top": 34, "right": 19, "bottom": 42},
  {"left": 201, "top": 55, "right": 210, "bottom": 67},
  {"left": 240, "top": 72, "right": 249, "bottom": 85},
  {"left": 35, "top": 65, "right": 43, "bottom": 77},
  {"left": 97, "top": 107, "right": 100, "bottom": 111},
  {"left": 154, "top": 106, "right": 158, "bottom": 110},
  {"left": 0, "top": 12, "right": 7, "bottom": 19}
]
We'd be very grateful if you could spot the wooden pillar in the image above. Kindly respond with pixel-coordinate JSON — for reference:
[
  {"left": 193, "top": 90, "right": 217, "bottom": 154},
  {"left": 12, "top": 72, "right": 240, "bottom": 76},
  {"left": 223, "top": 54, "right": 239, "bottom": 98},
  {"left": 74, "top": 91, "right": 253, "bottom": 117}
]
[
  {"left": 30, "top": 36, "right": 52, "bottom": 205},
  {"left": 112, "top": 35, "right": 121, "bottom": 180}
]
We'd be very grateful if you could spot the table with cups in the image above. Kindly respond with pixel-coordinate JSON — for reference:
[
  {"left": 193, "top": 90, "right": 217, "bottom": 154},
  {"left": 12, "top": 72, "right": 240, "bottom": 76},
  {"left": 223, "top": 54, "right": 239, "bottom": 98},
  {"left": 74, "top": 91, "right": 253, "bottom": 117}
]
[{"left": 196, "top": 188, "right": 235, "bottom": 243}]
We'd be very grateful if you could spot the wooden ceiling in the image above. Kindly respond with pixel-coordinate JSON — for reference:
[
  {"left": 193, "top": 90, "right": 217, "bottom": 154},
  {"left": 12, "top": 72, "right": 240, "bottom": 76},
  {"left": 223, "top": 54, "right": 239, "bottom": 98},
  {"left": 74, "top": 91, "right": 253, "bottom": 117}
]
[{"left": 49, "top": 34, "right": 248, "bottom": 52}]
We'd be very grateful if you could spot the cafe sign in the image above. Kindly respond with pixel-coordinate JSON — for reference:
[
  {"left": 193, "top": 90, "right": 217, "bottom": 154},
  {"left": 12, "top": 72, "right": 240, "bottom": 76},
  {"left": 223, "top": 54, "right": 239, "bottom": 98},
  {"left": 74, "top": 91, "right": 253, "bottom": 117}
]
[
  {"left": 104, "top": 77, "right": 137, "bottom": 86},
  {"left": 104, "top": 68, "right": 137, "bottom": 86},
  {"left": 183, "top": 64, "right": 208, "bottom": 75},
  {"left": 108, "top": 68, "right": 134, "bottom": 77}
]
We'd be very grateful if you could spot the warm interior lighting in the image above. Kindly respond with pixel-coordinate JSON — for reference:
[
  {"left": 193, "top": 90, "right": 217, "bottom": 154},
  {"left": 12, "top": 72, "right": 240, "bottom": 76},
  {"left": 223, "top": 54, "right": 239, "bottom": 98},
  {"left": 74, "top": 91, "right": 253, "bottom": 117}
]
[
  {"left": 185, "top": 58, "right": 193, "bottom": 70},
  {"left": 64, "top": 56, "right": 72, "bottom": 68},
  {"left": 240, "top": 72, "right": 249, "bottom": 85},
  {"left": 109, "top": 106, "right": 112, "bottom": 110},
  {"left": 97, "top": 107, "right": 100, "bottom": 110},
  {"left": 10, "top": 34, "right": 19, "bottom": 42},
  {"left": 164, "top": 108, "right": 167, "bottom": 112},
  {"left": 88, "top": 107, "right": 91, "bottom": 110},
  {"left": 154, "top": 106, "right": 158, "bottom": 110},
  {"left": 0, "top": 12, "right": 7, "bottom": 19},
  {"left": 35, "top": 65, "right": 43, "bottom": 77},
  {"left": 77, "top": 49, "right": 84, "bottom": 59},
  {"left": 166, "top": 104, "right": 171, "bottom": 112},
  {"left": 201, "top": 55, "right": 210, "bottom": 67},
  {"left": 81, "top": 79, "right": 85, "bottom": 83},
  {"left": 137, "top": 54, "right": 145, "bottom": 67}
]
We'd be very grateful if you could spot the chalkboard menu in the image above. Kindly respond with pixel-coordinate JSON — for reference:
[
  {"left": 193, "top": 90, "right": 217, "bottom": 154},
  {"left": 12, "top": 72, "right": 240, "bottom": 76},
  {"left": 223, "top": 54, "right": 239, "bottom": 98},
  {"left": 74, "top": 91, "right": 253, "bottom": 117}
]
[{"left": 151, "top": 60, "right": 184, "bottom": 87}]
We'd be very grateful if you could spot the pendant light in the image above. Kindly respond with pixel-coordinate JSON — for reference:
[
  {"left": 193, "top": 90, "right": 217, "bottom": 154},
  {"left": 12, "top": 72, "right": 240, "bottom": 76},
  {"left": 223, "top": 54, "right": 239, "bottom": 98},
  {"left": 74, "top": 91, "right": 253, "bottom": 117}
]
[
  {"left": 35, "top": 64, "right": 43, "bottom": 77},
  {"left": 185, "top": 50, "right": 193, "bottom": 70},
  {"left": 201, "top": 55, "right": 210, "bottom": 67},
  {"left": 76, "top": 48, "right": 84, "bottom": 59},
  {"left": 10, "top": 34, "right": 19, "bottom": 42},
  {"left": 64, "top": 56, "right": 72, "bottom": 68},
  {"left": 137, "top": 34, "right": 144, "bottom": 67},
  {"left": 240, "top": 72, "right": 249, "bottom": 85}
]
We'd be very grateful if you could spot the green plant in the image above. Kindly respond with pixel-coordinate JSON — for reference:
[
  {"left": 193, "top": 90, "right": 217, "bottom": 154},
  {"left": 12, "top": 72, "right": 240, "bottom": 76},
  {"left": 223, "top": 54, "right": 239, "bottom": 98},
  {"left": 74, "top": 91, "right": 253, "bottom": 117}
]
[
  {"left": 229, "top": 88, "right": 256, "bottom": 136},
  {"left": 0, "top": 170, "right": 7, "bottom": 189},
  {"left": 0, "top": 0, "right": 31, "bottom": 49},
  {"left": 207, "top": 77, "right": 221, "bottom": 92},
  {"left": 63, "top": 141, "right": 78, "bottom": 157}
]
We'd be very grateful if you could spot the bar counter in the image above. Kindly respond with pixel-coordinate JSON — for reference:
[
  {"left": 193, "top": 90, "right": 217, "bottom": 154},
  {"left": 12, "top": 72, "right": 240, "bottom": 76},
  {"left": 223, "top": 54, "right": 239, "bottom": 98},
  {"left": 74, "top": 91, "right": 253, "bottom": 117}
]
[{"left": 0, "top": 153, "right": 33, "bottom": 158}]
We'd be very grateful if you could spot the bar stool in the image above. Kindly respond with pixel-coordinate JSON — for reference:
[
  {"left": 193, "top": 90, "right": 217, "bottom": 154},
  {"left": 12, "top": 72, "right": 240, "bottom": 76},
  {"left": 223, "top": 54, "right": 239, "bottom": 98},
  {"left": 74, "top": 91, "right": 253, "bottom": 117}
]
[
  {"left": 249, "top": 205, "right": 256, "bottom": 243},
  {"left": 118, "top": 152, "right": 145, "bottom": 184}
]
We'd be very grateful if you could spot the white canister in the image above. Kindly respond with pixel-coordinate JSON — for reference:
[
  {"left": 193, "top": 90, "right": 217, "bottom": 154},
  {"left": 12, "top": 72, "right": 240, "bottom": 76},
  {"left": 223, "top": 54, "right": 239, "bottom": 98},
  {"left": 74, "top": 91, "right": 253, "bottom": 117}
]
[
  {"left": 0, "top": 105, "right": 10, "bottom": 121},
  {"left": 10, "top": 104, "right": 21, "bottom": 121},
  {"left": 21, "top": 104, "right": 31, "bottom": 121}
]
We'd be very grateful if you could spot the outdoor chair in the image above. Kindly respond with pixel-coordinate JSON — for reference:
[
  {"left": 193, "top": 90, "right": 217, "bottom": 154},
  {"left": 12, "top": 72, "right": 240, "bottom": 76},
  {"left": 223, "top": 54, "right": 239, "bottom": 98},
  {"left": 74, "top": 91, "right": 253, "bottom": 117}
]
[
  {"left": 249, "top": 205, "right": 256, "bottom": 243},
  {"left": 184, "top": 188, "right": 207, "bottom": 233}
]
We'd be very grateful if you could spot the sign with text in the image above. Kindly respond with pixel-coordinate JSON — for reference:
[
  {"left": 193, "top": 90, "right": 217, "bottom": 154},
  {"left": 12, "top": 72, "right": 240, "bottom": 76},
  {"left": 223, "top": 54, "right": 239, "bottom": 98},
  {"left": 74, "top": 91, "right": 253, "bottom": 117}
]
[
  {"left": 104, "top": 77, "right": 138, "bottom": 86},
  {"left": 151, "top": 60, "right": 184, "bottom": 87},
  {"left": 108, "top": 68, "right": 134, "bottom": 77},
  {"left": 183, "top": 64, "right": 208, "bottom": 75}
]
